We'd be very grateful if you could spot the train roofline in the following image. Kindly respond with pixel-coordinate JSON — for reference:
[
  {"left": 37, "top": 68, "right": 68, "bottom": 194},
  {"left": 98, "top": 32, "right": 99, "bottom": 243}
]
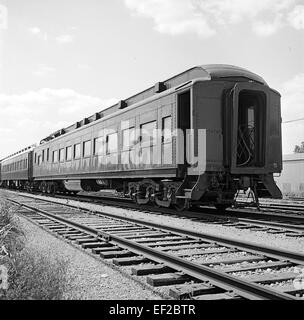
[
  {"left": 199, "top": 64, "right": 268, "bottom": 86},
  {"left": 0, "top": 145, "right": 36, "bottom": 163},
  {"left": 39, "top": 64, "right": 269, "bottom": 144}
]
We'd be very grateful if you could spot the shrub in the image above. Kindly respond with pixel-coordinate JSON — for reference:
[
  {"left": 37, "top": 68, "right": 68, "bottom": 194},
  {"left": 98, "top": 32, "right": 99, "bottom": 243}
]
[
  {"left": 0, "top": 201, "right": 25, "bottom": 255},
  {"left": 5, "top": 248, "right": 69, "bottom": 300},
  {"left": 0, "top": 201, "right": 69, "bottom": 300}
]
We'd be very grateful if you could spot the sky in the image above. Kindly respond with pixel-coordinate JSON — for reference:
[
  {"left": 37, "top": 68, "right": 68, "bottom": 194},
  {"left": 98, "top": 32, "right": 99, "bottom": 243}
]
[{"left": 0, "top": 0, "right": 303, "bottom": 159}]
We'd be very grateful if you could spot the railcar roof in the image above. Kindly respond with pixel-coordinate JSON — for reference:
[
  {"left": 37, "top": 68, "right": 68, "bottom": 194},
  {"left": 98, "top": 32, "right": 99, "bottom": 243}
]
[
  {"left": 201, "top": 64, "right": 267, "bottom": 85},
  {"left": 0, "top": 145, "right": 36, "bottom": 163},
  {"left": 39, "top": 64, "right": 267, "bottom": 144}
]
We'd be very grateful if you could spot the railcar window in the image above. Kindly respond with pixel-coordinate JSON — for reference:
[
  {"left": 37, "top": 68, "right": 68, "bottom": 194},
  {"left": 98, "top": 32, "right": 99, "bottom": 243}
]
[
  {"left": 94, "top": 137, "right": 103, "bottom": 155},
  {"left": 140, "top": 121, "right": 157, "bottom": 165},
  {"left": 47, "top": 148, "right": 50, "bottom": 162},
  {"left": 141, "top": 121, "right": 157, "bottom": 147},
  {"left": 162, "top": 116, "right": 173, "bottom": 165},
  {"left": 59, "top": 148, "right": 65, "bottom": 162},
  {"left": 74, "top": 143, "right": 81, "bottom": 159},
  {"left": 66, "top": 146, "right": 72, "bottom": 161},
  {"left": 83, "top": 140, "right": 92, "bottom": 158},
  {"left": 42, "top": 150, "right": 45, "bottom": 162},
  {"left": 38, "top": 155, "right": 42, "bottom": 166},
  {"left": 34, "top": 153, "right": 37, "bottom": 164},
  {"left": 52, "top": 150, "right": 58, "bottom": 163},
  {"left": 122, "top": 127, "right": 135, "bottom": 150},
  {"left": 106, "top": 133, "right": 118, "bottom": 154},
  {"left": 162, "top": 117, "right": 172, "bottom": 143}
]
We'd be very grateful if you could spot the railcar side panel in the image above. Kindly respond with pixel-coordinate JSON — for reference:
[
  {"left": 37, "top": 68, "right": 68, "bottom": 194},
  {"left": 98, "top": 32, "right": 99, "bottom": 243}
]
[
  {"left": 0, "top": 151, "right": 32, "bottom": 187},
  {"left": 32, "top": 91, "right": 179, "bottom": 180}
]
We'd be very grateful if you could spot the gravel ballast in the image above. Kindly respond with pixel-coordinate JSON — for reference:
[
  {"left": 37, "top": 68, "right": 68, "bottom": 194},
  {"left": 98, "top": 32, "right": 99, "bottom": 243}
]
[
  {"left": 16, "top": 215, "right": 163, "bottom": 300},
  {"left": 16, "top": 192, "right": 304, "bottom": 254}
]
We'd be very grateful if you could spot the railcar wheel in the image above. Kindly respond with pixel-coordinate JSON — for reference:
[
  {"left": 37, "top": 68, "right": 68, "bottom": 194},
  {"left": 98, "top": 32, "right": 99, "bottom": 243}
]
[
  {"left": 129, "top": 187, "right": 137, "bottom": 203},
  {"left": 174, "top": 198, "right": 190, "bottom": 212},
  {"left": 41, "top": 183, "right": 47, "bottom": 194},
  {"left": 152, "top": 188, "right": 162, "bottom": 208}
]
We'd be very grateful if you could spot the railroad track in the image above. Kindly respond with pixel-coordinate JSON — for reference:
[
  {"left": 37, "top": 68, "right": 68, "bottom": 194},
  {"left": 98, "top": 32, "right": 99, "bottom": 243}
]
[
  {"left": 259, "top": 202, "right": 304, "bottom": 214},
  {"left": 2, "top": 191, "right": 304, "bottom": 300},
  {"left": 8, "top": 189, "right": 304, "bottom": 238}
]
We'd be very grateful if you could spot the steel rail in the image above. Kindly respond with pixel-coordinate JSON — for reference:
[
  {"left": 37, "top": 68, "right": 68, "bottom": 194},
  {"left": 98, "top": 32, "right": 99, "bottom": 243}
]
[
  {"left": 6, "top": 196, "right": 301, "bottom": 300},
  {"left": 7, "top": 191, "right": 304, "bottom": 264},
  {"left": 5, "top": 189, "right": 304, "bottom": 223}
]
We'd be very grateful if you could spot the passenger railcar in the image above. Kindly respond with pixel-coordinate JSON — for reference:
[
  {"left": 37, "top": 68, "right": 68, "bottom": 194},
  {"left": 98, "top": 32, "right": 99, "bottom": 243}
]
[
  {"left": 1, "top": 65, "right": 283, "bottom": 210},
  {"left": 0, "top": 146, "right": 34, "bottom": 189}
]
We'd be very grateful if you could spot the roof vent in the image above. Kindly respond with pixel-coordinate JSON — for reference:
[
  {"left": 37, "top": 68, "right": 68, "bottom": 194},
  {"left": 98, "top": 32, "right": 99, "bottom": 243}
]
[
  {"left": 83, "top": 118, "right": 89, "bottom": 125},
  {"left": 118, "top": 100, "right": 127, "bottom": 109},
  {"left": 75, "top": 121, "right": 81, "bottom": 129},
  {"left": 154, "top": 82, "right": 166, "bottom": 93},
  {"left": 94, "top": 113, "right": 101, "bottom": 121}
]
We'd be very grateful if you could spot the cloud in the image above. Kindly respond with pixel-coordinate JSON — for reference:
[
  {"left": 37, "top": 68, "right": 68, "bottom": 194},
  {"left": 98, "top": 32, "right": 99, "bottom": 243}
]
[
  {"left": 252, "top": 14, "right": 285, "bottom": 36},
  {"left": 55, "top": 34, "right": 75, "bottom": 43},
  {"left": 29, "top": 27, "right": 41, "bottom": 35},
  {"left": 32, "top": 64, "right": 56, "bottom": 77},
  {"left": 281, "top": 73, "right": 304, "bottom": 154},
  {"left": 124, "top": 0, "right": 303, "bottom": 37},
  {"left": 0, "top": 89, "right": 118, "bottom": 158},
  {"left": 288, "top": 5, "right": 304, "bottom": 29},
  {"left": 28, "top": 26, "right": 48, "bottom": 41}
]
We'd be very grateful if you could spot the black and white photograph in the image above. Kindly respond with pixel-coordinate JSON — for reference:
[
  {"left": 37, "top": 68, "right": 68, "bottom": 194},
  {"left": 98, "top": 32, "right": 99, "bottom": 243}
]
[{"left": 0, "top": 0, "right": 304, "bottom": 310}]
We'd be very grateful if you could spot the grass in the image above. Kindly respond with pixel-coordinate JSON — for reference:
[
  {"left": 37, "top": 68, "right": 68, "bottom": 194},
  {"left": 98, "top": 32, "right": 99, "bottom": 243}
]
[
  {"left": 0, "top": 201, "right": 24, "bottom": 256},
  {"left": 0, "top": 201, "right": 69, "bottom": 300},
  {"left": 5, "top": 248, "right": 69, "bottom": 300}
]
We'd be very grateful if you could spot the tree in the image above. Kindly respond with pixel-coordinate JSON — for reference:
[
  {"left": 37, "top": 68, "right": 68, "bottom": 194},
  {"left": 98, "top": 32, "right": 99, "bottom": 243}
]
[{"left": 294, "top": 142, "right": 304, "bottom": 153}]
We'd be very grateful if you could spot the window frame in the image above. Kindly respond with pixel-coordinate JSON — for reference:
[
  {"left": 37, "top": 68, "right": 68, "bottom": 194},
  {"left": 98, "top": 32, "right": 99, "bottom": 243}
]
[
  {"left": 83, "top": 140, "right": 92, "bottom": 158},
  {"left": 74, "top": 143, "right": 81, "bottom": 160},
  {"left": 162, "top": 116, "right": 172, "bottom": 144},
  {"left": 140, "top": 120, "right": 157, "bottom": 147},
  {"left": 52, "top": 150, "right": 58, "bottom": 163},
  {"left": 122, "top": 127, "right": 135, "bottom": 151},
  {"left": 106, "top": 132, "right": 118, "bottom": 155},
  {"left": 66, "top": 146, "right": 72, "bottom": 161},
  {"left": 59, "top": 148, "right": 65, "bottom": 163},
  {"left": 93, "top": 136, "right": 104, "bottom": 156}
]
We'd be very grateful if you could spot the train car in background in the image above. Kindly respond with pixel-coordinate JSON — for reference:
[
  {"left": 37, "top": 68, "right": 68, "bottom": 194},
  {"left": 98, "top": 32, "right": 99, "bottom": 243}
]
[
  {"left": 0, "top": 146, "right": 35, "bottom": 190},
  {"left": 28, "top": 64, "right": 283, "bottom": 210},
  {"left": 275, "top": 154, "right": 304, "bottom": 197}
]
